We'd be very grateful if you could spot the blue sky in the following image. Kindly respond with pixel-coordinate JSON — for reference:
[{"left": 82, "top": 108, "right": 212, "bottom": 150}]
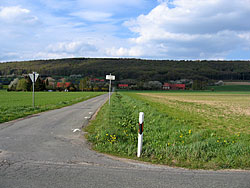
[{"left": 0, "top": 0, "right": 250, "bottom": 62}]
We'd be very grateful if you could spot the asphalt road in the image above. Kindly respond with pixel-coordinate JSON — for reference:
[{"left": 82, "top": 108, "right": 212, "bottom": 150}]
[{"left": 0, "top": 94, "right": 249, "bottom": 188}]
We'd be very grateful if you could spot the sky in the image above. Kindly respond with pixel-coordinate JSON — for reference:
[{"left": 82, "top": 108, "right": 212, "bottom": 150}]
[{"left": 0, "top": 0, "right": 250, "bottom": 62}]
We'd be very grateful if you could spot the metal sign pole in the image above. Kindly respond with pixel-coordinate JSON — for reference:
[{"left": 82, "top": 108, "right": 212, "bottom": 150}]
[
  {"left": 29, "top": 72, "right": 39, "bottom": 109},
  {"left": 109, "top": 73, "right": 111, "bottom": 105},
  {"left": 33, "top": 73, "right": 35, "bottom": 108},
  {"left": 106, "top": 74, "right": 115, "bottom": 106}
]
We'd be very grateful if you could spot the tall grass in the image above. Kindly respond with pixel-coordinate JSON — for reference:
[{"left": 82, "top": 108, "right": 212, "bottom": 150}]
[{"left": 86, "top": 92, "right": 250, "bottom": 169}]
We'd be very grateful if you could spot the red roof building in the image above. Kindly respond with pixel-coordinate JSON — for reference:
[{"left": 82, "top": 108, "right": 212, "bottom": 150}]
[
  {"left": 56, "top": 82, "right": 71, "bottom": 88},
  {"left": 163, "top": 83, "right": 185, "bottom": 90},
  {"left": 118, "top": 84, "right": 129, "bottom": 88}
]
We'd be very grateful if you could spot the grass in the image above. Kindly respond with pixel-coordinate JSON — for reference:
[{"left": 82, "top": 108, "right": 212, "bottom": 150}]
[
  {"left": 0, "top": 90, "right": 104, "bottom": 123},
  {"left": 86, "top": 91, "right": 250, "bottom": 170},
  {"left": 207, "top": 85, "right": 250, "bottom": 91}
]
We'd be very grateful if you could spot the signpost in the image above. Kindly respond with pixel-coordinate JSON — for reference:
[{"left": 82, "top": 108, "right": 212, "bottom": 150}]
[
  {"left": 29, "top": 72, "right": 39, "bottom": 108},
  {"left": 106, "top": 73, "right": 115, "bottom": 105}
]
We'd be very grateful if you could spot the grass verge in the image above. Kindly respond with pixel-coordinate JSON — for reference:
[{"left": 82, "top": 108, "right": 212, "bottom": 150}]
[{"left": 85, "top": 91, "right": 250, "bottom": 170}]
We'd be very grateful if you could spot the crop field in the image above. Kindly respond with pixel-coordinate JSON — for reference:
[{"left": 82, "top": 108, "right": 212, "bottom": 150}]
[
  {"left": 0, "top": 90, "right": 103, "bottom": 123},
  {"left": 86, "top": 91, "right": 250, "bottom": 169}
]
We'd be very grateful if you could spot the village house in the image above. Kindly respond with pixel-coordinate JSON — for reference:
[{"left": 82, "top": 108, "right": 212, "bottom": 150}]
[
  {"left": 118, "top": 84, "right": 129, "bottom": 89},
  {"left": 163, "top": 83, "right": 185, "bottom": 90}
]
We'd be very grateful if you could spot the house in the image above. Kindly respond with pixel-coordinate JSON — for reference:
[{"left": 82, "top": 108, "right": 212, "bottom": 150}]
[
  {"left": 118, "top": 84, "right": 129, "bottom": 89},
  {"left": 90, "top": 78, "right": 105, "bottom": 82},
  {"left": 56, "top": 82, "right": 71, "bottom": 88},
  {"left": 163, "top": 83, "right": 171, "bottom": 90},
  {"left": 163, "top": 83, "right": 185, "bottom": 90}
]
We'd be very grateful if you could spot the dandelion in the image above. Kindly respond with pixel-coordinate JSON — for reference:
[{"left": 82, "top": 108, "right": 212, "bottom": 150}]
[
  {"left": 224, "top": 140, "right": 227, "bottom": 143},
  {"left": 188, "top": 130, "right": 192, "bottom": 134},
  {"left": 179, "top": 135, "right": 183, "bottom": 138},
  {"left": 217, "top": 140, "right": 220, "bottom": 143},
  {"left": 106, "top": 134, "right": 108, "bottom": 136}
]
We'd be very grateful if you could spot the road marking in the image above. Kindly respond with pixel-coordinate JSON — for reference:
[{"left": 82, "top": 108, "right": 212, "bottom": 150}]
[{"left": 72, "top": 129, "right": 80, "bottom": 133}]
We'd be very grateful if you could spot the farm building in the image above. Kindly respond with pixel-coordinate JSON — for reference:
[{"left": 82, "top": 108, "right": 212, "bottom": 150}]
[
  {"left": 118, "top": 84, "right": 129, "bottom": 89},
  {"left": 163, "top": 83, "right": 185, "bottom": 90},
  {"left": 56, "top": 82, "right": 71, "bottom": 88}
]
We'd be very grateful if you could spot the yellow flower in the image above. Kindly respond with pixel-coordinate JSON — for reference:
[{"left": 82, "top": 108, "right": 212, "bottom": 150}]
[
  {"left": 106, "top": 134, "right": 108, "bottom": 136},
  {"left": 217, "top": 140, "right": 220, "bottom": 143},
  {"left": 167, "top": 143, "right": 171, "bottom": 146},
  {"left": 224, "top": 140, "right": 226, "bottom": 143},
  {"left": 188, "top": 130, "right": 192, "bottom": 134},
  {"left": 232, "top": 141, "right": 235, "bottom": 143},
  {"left": 182, "top": 141, "right": 184, "bottom": 144},
  {"left": 179, "top": 135, "right": 183, "bottom": 138}
]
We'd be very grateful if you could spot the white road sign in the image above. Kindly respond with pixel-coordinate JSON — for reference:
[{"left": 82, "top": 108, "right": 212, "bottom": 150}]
[
  {"left": 106, "top": 75, "right": 115, "bottom": 80},
  {"left": 29, "top": 72, "right": 39, "bottom": 83}
]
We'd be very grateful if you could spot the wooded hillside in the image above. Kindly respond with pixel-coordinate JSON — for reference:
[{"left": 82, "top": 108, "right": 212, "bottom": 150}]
[{"left": 0, "top": 58, "right": 250, "bottom": 82}]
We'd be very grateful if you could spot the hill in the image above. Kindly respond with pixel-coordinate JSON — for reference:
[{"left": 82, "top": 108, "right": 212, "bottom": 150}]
[{"left": 0, "top": 58, "right": 250, "bottom": 82}]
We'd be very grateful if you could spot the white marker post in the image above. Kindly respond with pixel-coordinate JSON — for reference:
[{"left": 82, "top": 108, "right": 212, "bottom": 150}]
[
  {"left": 137, "top": 112, "right": 144, "bottom": 157},
  {"left": 29, "top": 72, "right": 39, "bottom": 108},
  {"left": 106, "top": 73, "right": 115, "bottom": 105}
]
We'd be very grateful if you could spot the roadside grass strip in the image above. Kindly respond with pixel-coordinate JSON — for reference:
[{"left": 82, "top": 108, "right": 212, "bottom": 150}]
[
  {"left": 86, "top": 92, "right": 250, "bottom": 170},
  {"left": 0, "top": 91, "right": 103, "bottom": 123}
]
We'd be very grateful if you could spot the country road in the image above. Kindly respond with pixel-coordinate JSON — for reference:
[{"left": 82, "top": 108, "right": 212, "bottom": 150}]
[{"left": 0, "top": 94, "right": 249, "bottom": 188}]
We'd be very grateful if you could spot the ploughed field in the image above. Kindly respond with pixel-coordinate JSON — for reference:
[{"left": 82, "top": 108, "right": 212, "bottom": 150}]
[
  {"left": 86, "top": 91, "right": 250, "bottom": 169},
  {"left": 0, "top": 90, "right": 103, "bottom": 123}
]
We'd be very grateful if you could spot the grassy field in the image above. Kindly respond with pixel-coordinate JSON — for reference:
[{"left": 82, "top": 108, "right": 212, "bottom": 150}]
[
  {"left": 207, "top": 85, "right": 250, "bottom": 91},
  {"left": 0, "top": 90, "right": 104, "bottom": 123},
  {"left": 86, "top": 91, "right": 250, "bottom": 169}
]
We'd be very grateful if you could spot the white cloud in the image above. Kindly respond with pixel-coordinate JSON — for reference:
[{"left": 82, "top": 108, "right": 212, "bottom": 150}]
[
  {"left": 0, "top": 6, "right": 38, "bottom": 24},
  {"left": 46, "top": 41, "right": 97, "bottom": 54},
  {"left": 106, "top": 46, "right": 143, "bottom": 57},
  {"left": 110, "top": 0, "right": 250, "bottom": 59}
]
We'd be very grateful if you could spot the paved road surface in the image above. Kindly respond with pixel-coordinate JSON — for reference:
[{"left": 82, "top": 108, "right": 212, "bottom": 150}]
[{"left": 0, "top": 94, "right": 249, "bottom": 188}]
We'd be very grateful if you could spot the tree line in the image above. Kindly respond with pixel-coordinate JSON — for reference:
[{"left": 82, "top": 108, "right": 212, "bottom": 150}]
[
  {"left": 1, "top": 58, "right": 250, "bottom": 83},
  {"left": 7, "top": 76, "right": 109, "bottom": 92}
]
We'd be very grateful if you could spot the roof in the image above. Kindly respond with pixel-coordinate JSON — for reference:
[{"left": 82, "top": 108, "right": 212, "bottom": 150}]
[
  {"left": 118, "top": 84, "right": 129, "bottom": 87},
  {"left": 57, "top": 82, "right": 71, "bottom": 88}
]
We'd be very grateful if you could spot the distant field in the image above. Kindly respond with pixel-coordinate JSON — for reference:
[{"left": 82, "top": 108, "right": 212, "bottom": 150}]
[
  {"left": 86, "top": 91, "right": 250, "bottom": 169},
  {"left": 224, "top": 82, "right": 250, "bottom": 85},
  {"left": 0, "top": 91, "right": 103, "bottom": 123},
  {"left": 207, "top": 85, "right": 250, "bottom": 91}
]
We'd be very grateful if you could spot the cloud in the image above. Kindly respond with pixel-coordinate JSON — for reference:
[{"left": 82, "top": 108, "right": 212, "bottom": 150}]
[
  {"left": 0, "top": 6, "right": 38, "bottom": 24},
  {"left": 109, "top": 0, "right": 250, "bottom": 59},
  {"left": 46, "top": 41, "right": 97, "bottom": 54},
  {"left": 106, "top": 46, "right": 143, "bottom": 57}
]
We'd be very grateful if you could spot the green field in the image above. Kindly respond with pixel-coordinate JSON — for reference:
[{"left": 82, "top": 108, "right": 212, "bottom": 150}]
[
  {"left": 86, "top": 91, "right": 250, "bottom": 169},
  {"left": 207, "top": 85, "right": 250, "bottom": 91},
  {"left": 0, "top": 91, "right": 104, "bottom": 123}
]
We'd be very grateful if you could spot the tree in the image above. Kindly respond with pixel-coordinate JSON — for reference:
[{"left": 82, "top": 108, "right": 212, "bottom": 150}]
[
  {"left": 8, "top": 78, "right": 19, "bottom": 91},
  {"left": 79, "top": 77, "right": 90, "bottom": 91},
  {"left": 16, "top": 78, "right": 29, "bottom": 91},
  {"left": 34, "top": 78, "right": 45, "bottom": 91},
  {"left": 144, "top": 81, "right": 162, "bottom": 90}
]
